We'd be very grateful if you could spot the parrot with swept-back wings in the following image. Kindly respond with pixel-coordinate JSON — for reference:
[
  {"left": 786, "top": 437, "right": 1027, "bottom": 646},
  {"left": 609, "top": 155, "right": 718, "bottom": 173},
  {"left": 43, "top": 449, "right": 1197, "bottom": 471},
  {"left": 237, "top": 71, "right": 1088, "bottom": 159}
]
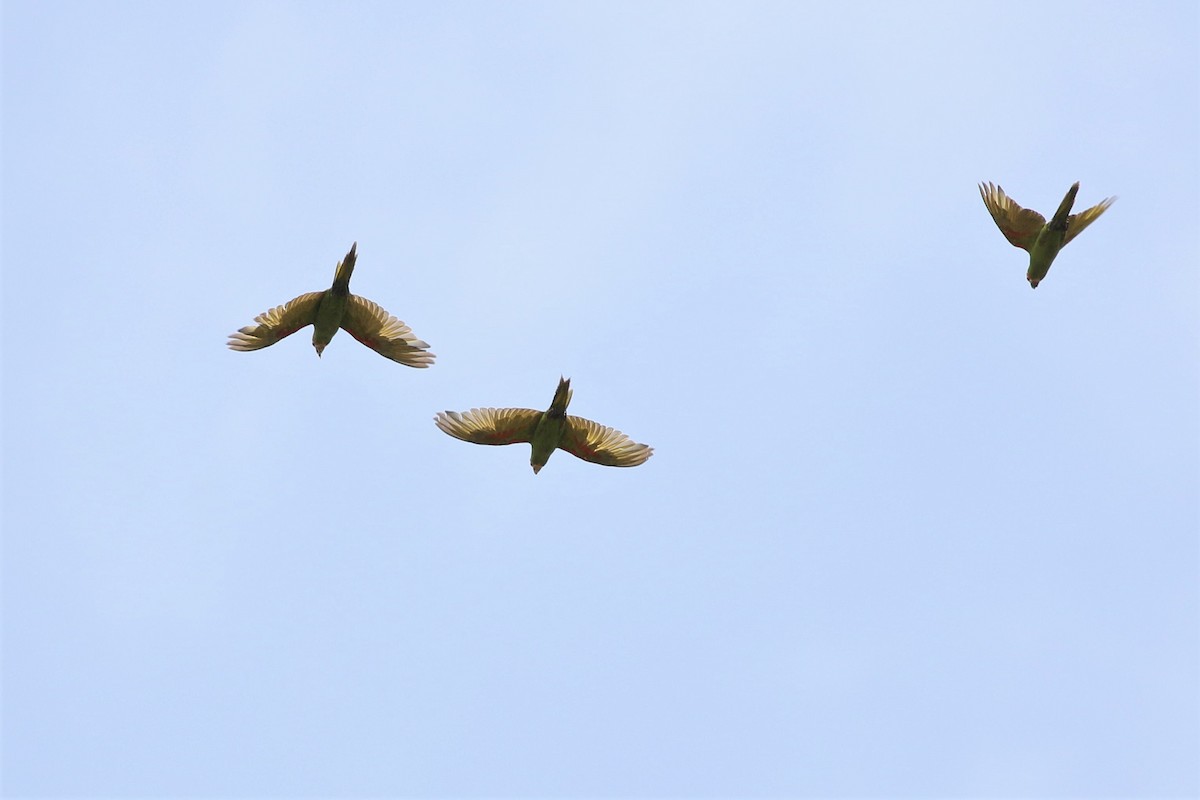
[
  {"left": 979, "top": 182, "right": 1115, "bottom": 288},
  {"left": 227, "top": 242, "right": 434, "bottom": 366},
  {"left": 435, "top": 377, "right": 653, "bottom": 474}
]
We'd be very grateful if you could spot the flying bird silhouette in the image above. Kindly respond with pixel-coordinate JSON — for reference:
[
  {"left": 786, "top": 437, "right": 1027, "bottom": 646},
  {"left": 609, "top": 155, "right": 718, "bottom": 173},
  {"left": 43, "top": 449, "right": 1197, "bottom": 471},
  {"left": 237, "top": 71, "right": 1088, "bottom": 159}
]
[
  {"left": 228, "top": 242, "right": 434, "bottom": 366},
  {"left": 435, "top": 377, "right": 653, "bottom": 474},
  {"left": 979, "top": 182, "right": 1115, "bottom": 288}
]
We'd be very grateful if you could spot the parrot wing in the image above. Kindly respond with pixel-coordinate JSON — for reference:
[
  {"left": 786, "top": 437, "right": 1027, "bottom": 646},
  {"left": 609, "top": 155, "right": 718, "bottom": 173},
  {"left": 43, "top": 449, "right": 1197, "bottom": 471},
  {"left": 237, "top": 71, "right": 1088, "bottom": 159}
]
[
  {"left": 559, "top": 415, "right": 653, "bottom": 467},
  {"left": 340, "top": 294, "right": 435, "bottom": 367},
  {"left": 979, "top": 182, "right": 1045, "bottom": 251},
  {"left": 227, "top": 291, "right": 324, "bottom": 351},
  {"left": 1063, "top": 195, "right": 1116, "bottom": 246},
  {"left": 435, "top": 408, "right": 543, "bottom": 445}
]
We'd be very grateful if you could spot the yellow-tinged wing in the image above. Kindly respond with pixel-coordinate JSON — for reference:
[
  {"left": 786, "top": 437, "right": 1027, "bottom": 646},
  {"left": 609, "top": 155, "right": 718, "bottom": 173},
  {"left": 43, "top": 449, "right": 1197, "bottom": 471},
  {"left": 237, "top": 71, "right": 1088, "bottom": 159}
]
[
  {"left": 1063, "top": 196, "right": 1116, "bottom": 246},
  {"left": 340, "top": 294, "right": 435, "bottom": 367},
  {"left": 228, "top": 291, "right": 324, "bottom": 351},
  {"left": 560, "top": 415, "right": 653, "bottom": 467},
  {"left": 435, "top": 408, "right": 542, "bottom": 445},
  {"left": 979, "top": 182, "right": 1045, "bottom": 251}
]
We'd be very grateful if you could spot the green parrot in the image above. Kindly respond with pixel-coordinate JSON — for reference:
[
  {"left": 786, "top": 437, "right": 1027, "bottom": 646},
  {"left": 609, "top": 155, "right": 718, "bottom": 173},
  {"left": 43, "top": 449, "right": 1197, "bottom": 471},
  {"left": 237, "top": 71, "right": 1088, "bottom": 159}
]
[
  {"left": 227, "top": 242, "right": 434, "bottom": 366},
  {"left": 435, "top": 377, "right": 653, "bottom": 474},
  {"left": 979, "top": 182, "right": 1115, "bottom": 288}
]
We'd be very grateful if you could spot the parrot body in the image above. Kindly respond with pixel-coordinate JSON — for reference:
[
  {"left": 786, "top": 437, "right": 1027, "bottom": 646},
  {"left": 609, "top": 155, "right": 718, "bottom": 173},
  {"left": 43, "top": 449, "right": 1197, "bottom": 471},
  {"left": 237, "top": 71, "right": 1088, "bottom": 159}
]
[
  {"left": 435, "top": 377, "right": 652, "bottom": 474},
  {"left": 527, "top": 377, "right": 573, "bottom": 472},
  {"left": 309, "top": 251, "right": 354, "bottom": 355},
  {"left": 228, "top": 242, "right": 434, "bottom": 366},
  {"left": 979, "top": 182, "right": 1115, "bottom": 288}
]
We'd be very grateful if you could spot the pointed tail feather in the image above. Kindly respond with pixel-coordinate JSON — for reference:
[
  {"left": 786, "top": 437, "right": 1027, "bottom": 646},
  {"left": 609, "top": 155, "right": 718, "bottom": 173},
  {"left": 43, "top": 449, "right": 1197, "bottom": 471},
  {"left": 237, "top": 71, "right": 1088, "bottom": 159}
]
[
  {"left": 548, "top": 376, "right": 572, "bottom": 417},
  {"left": 332, "top": 242, "right": 357, "bottom": 292},
  {"left": 1048, "top": 183, "right": 1079, "bottom": 232}
]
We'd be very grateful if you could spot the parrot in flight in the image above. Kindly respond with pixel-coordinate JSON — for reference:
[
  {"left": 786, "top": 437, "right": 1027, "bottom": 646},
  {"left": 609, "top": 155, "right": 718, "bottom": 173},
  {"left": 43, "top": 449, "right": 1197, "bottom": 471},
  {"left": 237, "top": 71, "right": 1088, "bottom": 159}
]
[
  {"left": 979, "top": 182, "right": 1115, "bottom": 288},
  {"left": 228, "top": 242, "right": 434, "bottom": 366},
  {"left": 435, "top": 377, "right": 653, "bottom": 474}
]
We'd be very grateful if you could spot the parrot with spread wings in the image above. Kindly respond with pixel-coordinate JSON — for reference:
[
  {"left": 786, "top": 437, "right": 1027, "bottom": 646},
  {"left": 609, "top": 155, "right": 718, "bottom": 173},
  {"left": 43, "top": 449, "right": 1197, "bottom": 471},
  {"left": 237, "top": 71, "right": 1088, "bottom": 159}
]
[
  {"left": 979, "top": 182, "right": 1115, "bottom": 288},
  {"left": 228, "top": 242, "right": 433, "bottom": 366},
  {"left": 435, "top": 377, "right": 652, "bottom": 474}
]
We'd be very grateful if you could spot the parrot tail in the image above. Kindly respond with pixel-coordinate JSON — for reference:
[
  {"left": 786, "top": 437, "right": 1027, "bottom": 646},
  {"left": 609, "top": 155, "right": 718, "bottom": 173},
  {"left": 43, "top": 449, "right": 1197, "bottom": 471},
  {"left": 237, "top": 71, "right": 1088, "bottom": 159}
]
[
  {"left": 332, "top": 242, "right": 357, "bottom": 292},
  {"left": 548, "top": 376, "right": 573, "bottom": 418},
  {"left": 1048, "top": 183, "right": 1079, "bottom": 232}
]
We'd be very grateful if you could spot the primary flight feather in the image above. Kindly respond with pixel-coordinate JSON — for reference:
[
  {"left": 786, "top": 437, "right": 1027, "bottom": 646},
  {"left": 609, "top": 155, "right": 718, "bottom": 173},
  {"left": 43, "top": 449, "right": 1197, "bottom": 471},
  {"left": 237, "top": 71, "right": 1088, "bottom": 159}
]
[
  {"left": 435, "top": 377, "right": 653, "bottom": 474},
  {"left": 228, "top": 242, "right": 434, "bottom": 366}
]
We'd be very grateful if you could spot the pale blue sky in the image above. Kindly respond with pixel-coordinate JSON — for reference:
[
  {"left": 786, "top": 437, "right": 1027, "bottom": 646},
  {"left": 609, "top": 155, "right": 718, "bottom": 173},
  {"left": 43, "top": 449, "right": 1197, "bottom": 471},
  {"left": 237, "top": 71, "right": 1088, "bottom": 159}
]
[{"left": 3, "top": 1, "right": 1198, "bottom": 797}]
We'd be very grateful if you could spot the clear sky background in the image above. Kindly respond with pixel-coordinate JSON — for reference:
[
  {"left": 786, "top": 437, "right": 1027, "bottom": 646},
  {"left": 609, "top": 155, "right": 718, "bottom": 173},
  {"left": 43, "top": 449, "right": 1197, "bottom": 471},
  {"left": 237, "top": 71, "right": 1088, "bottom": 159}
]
[{"left": 3, "top": 2, "right": 1197, "bottom": 797}]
